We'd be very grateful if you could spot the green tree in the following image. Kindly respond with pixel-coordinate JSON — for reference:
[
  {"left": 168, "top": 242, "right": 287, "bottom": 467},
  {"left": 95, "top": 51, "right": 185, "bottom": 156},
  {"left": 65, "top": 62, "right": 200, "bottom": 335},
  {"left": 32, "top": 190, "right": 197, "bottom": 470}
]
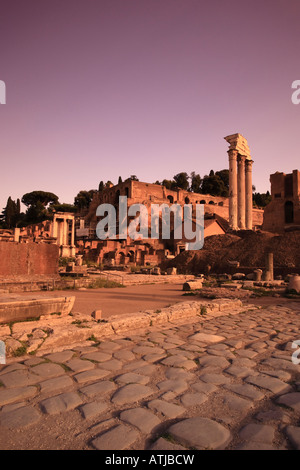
[
  {"left": 201, "top": 170, "right": 228, "bottom": 196},
  {"left": 190, "top": 172, "right": 202, "bottom": 193},
  {"left": 173, "top": 172, "right": 189, "bottom": 191},
  {"left": 253, "top": 191, "right": 272, "bottom": 208},
  {"left": 74, "top": 190, "right": 96, "bottom": 209},
  {"left": 21, "top": 191, "right": 59, "bottom": 208},
  {"left": 98, "top": 181, "right": 104, "bottom": 192},
  {"left": 1, "top": 196, "right": 22, "bottom": 228},
  {"left": 118, "top": 176, "right": 123, "bottom": 184}
]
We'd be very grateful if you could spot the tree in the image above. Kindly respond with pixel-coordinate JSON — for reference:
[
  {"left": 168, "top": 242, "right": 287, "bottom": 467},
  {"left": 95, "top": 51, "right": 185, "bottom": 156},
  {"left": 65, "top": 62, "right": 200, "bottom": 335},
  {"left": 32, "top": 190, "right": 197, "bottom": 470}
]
[
  {"left": 51, "top": 203, "right": 77, "bottom": 213},
  {"left": 201, "top": 170, "right": 228, "bottom": 196},
  {"left": 130, "top": 175, "right": 139, "bottom": 181},
  {"left": 118, "top": 176, "right": 123, "bottom": 184},
  {"left": 21, "top": 191, "right": 59, "bottom": 208},
  {"left": 253, "top": 191, "right": 272, "bottom": 208},
  {"left": 74, "top": 190, "right": 96, "bottom": 209},
  {"left": 162, "top": 179, "right": 174, "bottom": 190},
  {"left": 0, "top": 196, "right": 22, "bottom": 228},
  {"left": 173, "top": 172, "right": 189, "bottom": 191},
  {"left": 190, "top": 172, "right": 202, "bottom": 193},
  {"left": 98, "top": 181, "right": 104, "bottom": 192}
]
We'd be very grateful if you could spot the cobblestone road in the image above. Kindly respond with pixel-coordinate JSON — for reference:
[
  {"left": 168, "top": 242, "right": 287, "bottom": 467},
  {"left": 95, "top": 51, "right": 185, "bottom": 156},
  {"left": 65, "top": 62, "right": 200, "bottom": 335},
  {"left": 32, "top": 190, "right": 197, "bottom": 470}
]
[{"left": 0, "top": 302, "right": 300, "bottom": 450}]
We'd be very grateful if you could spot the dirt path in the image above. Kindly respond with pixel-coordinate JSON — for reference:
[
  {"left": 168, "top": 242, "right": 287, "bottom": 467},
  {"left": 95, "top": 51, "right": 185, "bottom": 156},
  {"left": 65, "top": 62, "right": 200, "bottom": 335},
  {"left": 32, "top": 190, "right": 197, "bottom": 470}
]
[{"left": 19, "top": 283, "right": 186, "bottom": 319}]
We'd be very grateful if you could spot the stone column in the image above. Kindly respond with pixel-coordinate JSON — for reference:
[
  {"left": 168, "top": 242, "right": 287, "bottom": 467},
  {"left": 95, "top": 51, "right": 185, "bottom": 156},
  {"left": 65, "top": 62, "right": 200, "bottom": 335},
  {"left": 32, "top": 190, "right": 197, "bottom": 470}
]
[
  {"left": 71, "top": 218, "right": 75, "bottom": 246},
  {"left": 263, "top": 252, "right": 274, "bottom": 281},
  {"left": 237, "top": 155, "right": 246, "bottom": 229},
  {"left": 228, "top": 150, "right": 238, "bottom": 230},
  {"left": 245, "top": 159, "right": 253, "bottom": 230}
]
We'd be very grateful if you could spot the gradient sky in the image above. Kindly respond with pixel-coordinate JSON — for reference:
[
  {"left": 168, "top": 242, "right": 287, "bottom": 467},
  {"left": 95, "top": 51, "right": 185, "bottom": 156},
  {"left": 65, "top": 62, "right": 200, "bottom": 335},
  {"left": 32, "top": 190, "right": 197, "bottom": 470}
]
[{"left": 1, "top": 0, "right": 300, "bottom": 212}]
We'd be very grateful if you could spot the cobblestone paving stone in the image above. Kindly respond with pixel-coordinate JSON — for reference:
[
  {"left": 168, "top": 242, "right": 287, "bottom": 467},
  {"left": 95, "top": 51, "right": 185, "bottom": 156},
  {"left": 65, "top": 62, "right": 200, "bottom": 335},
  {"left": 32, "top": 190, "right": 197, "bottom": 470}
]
[{"left": 0, "top": 302, "right": 300, "bottom": 450}]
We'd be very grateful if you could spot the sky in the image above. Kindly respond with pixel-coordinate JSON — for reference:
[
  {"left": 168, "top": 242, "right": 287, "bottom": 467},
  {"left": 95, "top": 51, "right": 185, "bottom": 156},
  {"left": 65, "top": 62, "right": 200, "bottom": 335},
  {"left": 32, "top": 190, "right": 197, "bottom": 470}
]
[{"left": 0, "top": 0, "right": 300, "bottom": 212}]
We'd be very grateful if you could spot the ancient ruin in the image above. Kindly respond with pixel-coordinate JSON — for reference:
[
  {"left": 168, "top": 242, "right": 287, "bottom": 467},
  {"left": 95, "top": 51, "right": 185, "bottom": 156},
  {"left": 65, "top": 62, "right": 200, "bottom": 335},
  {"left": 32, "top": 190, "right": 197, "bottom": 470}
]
[
  {"left": 263, "top": 169, "right": 300, "bottom": 232},
  {"left": 224, "top": 133, "right": 253, "bottom": 230}
]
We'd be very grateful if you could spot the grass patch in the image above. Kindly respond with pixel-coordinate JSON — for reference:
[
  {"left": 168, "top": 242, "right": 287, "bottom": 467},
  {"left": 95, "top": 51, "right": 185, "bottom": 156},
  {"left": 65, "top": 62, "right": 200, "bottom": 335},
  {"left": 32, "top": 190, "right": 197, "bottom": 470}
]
[
  {"left": 241, "top": 286, "right": 276, "bottom": 297},
  {"left": 87, "top": 334, "right": 99, "bottom": 343},
  {"left": 12, "top": 344, "right": 28, "bottom": 357},
  {"left": 183, "top": 291, "right": 198, "bottom": 296},
  {"left": 199, "top": 305, "right": 207, "bottom": 316},
  {"left": 87, "top": 278, "right": 124, "bottom": 289}
]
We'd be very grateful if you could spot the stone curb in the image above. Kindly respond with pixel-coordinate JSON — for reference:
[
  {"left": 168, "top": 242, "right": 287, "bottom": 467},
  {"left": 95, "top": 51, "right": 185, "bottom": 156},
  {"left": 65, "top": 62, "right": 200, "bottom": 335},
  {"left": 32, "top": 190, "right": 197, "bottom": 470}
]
[{"left": 1, "top": 298, "right": 258, "bottom": 358}]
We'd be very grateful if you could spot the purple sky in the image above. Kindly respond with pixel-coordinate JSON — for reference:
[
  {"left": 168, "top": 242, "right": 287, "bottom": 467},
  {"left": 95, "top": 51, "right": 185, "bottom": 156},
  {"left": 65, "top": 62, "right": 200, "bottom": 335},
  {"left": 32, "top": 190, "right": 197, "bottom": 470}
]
[{"left": 1, "top": 0, "right": 300, "bottom": 212}]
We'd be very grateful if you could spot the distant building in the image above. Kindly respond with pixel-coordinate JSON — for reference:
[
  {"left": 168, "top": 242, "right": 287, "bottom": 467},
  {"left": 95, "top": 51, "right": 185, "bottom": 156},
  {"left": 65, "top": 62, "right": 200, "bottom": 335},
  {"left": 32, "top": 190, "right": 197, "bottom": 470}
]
[
  {"left": 75, "top": 180, "right": 263, "bottom": 266},
  {"left": 263, "top": 170, "right": 300, "bottom": 233}
]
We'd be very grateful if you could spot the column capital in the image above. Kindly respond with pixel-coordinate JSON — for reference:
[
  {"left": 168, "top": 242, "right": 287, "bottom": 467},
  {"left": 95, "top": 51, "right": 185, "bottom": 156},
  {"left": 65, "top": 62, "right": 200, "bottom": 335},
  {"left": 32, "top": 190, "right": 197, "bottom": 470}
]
[
  {"left": 227, "top": 149, "right": 238, "bottom": 160},
  {"left": 245, "top": 159, "right": 254, "bottom": 169},
  {"left": 237, "top": 154, "right": 247, "bottom": 162}
]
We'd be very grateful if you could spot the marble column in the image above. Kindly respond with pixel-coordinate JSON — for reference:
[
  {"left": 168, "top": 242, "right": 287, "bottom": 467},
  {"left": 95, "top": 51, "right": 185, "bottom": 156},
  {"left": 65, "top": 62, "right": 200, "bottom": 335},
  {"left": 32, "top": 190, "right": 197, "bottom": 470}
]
[
  {"left": 237, "top": 155, "right": 246, "bottom": 229},
  {"left": 228, "top": 149, "right": 238, "bottom": 230},
  {"left": 245, "top": 159, "right": 253, "bottom": 230}
]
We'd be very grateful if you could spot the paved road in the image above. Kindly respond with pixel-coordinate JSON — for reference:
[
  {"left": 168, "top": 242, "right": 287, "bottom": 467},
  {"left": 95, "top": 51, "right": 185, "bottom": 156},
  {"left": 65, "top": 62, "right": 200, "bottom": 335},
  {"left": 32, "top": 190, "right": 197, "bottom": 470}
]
[{"left": 0, "top": 301, "right": 300, "bottom": 450}]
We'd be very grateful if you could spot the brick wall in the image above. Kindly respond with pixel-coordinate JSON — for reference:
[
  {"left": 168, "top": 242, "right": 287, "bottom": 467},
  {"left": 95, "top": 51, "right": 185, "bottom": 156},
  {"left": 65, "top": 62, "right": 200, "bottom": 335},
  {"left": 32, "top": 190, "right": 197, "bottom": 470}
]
[{"left": 0, "top": 242, "right": 59, "bottom": 276}]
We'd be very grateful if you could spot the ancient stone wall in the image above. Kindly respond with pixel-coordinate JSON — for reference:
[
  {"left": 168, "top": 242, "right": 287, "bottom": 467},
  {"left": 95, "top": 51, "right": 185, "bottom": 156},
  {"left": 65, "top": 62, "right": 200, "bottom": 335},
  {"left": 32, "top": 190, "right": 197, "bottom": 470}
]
[{"left": 0, "top": 242, "right": 59, "bottom": 277}]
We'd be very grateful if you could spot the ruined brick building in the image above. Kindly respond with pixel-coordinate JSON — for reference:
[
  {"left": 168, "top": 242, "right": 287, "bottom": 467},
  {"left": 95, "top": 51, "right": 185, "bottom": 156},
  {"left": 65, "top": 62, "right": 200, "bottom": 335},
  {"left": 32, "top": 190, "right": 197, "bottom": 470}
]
[
  {"left": 263, "top": 170, "right": 300, "bottom": 232},
  {"left": 75, "top": 178, "right": 264, "bottom": 266}
]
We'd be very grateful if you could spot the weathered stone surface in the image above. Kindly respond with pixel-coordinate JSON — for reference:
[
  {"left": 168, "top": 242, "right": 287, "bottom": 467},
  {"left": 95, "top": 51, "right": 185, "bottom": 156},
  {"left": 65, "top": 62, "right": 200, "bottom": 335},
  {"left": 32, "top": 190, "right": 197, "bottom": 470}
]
[
  {"left": 0, "top": 386, "right": 37, "bottom": 406},
  {"left": 73, "top": 369, "right": 110, "bottom": 384},
  {"left": 40, "top": 392, "right": 82, "bottom": 415},
  {"left": 120, "top": 407, "right": 161, "bottom": 433},
  {"left": 168, "top": 417, "right": 231, "bottom": 450},
  {"left": 246, "top": 375, "right": 292, "bottom": 395},
  {"left": 44, "top": 351, "right": 74, "bottom": 363},
  {"left": 165, "top": 368, "right": 193, "bottom": 381},
  {"left": 113, "top": 350, "right": 135, "bottom": 362},
  {"left": 285, "top": 426, "right": 300, "bottom": 450},
  {"left": 147, "top": 399, "right": 185, "bottom": 419},
  {"left": 0, "top": 370, "right": 39, "bottom": 388},
  {"left": 79, "top": 380, "right": 116, "bottom": 398},
  {"left": 0, "top": 406, "right": 41, "bottom": 429},
  {"left": 198, "top": 355, "right": 230, "bottom": 369},
  {"left": 39, "top": 375, "right": 74, "bottom": 394},
  {"left": 111, "top": 384, "right": 153, "bottom": 405},
  {"left": 65, "top": 358, "right": 95, "bottom": 373},
  {"left": 150, "top": 437, "right": 186, "bottom": 450},
  {"left": 239, "top": 424, "right": 275, "bottom": 445},
  {"left": 191, "top": 382, "right": 218, "bottom": 395},
  {"left": 80, "top": 402, "right": 107, "bottom": 419},
  {"left": 180, "top": 392, "right": 208, "bottom": 407},
  {"left": 81, "top": 351, "right": 112, "bottom": 363},
  {"left": 31, "top": 363, "right": 66, "bottom": 379},
  {"left": 225, "top": 365, "right": 254, "bottom": 378},
  {"left": 189, "top": 333, "right": 225, "bottom": 344},
  {"left": 161, "top": 355, "right": 196, "bottom": 370},
  {"left": 157, "top": 379, "right": 188, "bottom": 394},
  {"left": 97, "top": 359, "right": 123, "bottom": 371},
  {"left": 115, "top": 373, "right": 149, "bottom": 385},
  {"left": 91, "top": 424, "right": 139, "bottom": 450},
  {"left": 276, "top": 393, "right": 300, "bottom": 412},
  {"left": 222, "top": 393, "right": 253, "bottom": 412},
  {"left": 199, "top": 373, "right": 231, "bottom": 385},
  {"left": 99, "top": 341, "right": 121, "bottom": 352},
  {"left": 224, "top": 383, "right": 265, "bottom": 401}
]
